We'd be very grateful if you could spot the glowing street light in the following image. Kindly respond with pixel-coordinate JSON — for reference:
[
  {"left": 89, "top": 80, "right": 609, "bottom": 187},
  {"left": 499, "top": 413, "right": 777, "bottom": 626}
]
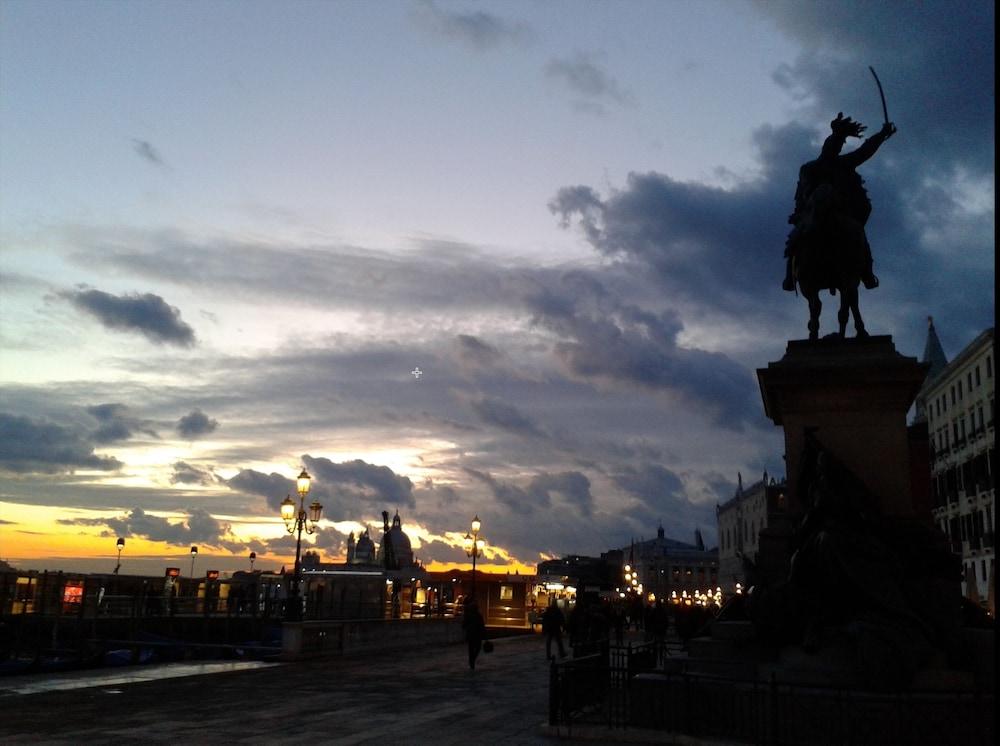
[
  {"left": 280, "top": 468, "right": 322, "bottom": 621},
  {"left": 190, "top": 545, "right": 198, "bottom": 578},
  {"left": 463, "top": 515, "right": 485, "bottom": 605},
  {"left": 113, "top": 537, "right": 125, "bottom": 575}
]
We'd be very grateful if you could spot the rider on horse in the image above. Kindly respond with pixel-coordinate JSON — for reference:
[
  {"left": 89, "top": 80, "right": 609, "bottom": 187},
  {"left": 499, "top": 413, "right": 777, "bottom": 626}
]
[{"left": 783, "top": 113, "right": 896, "bottom": 293}]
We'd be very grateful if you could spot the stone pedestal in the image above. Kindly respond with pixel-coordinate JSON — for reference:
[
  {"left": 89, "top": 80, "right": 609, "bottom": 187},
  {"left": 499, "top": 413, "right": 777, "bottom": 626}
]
[{"left": 757, "top": 335, "right": 928, "bottom": 517}]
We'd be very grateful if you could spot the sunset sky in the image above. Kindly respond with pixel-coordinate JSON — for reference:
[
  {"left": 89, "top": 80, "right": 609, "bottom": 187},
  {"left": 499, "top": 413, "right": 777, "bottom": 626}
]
[{"left": 1, "top": 0, "right": 994, "bottom": 576}]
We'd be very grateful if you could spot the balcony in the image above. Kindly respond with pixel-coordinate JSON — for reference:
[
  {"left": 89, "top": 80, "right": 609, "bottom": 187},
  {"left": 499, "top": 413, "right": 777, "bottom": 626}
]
[{"left": 983, "top": 533, "right": 995, "bottom": 549}]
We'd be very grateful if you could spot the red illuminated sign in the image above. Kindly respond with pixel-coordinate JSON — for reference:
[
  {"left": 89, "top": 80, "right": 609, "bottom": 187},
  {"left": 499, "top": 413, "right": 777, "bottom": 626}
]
[
  {"left": 165, "top": 567, "right": 181, "bottom": 577},
  {"left": 206, "top": 570, "right": 220, "bottom": 580}
]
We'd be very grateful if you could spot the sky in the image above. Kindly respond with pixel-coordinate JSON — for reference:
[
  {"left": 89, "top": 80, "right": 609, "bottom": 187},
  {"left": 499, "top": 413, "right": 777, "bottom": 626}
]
[{"left": 0, "top": 0, "right": 994, "bottom": 576}]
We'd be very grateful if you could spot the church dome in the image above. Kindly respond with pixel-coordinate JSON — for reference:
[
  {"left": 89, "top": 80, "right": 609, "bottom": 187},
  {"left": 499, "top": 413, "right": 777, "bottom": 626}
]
[
  {"left": 378, "top": 511, "right": 414, "bottom": 569},
  {"left": 353, "top": 529, "right": 376, "bottom": 565}
]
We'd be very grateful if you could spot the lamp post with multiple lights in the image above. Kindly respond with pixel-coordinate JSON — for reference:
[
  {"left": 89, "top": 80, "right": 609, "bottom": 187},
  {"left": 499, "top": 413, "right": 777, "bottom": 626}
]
[
  {"left": 463, "top": 515, "right": 485, "bottom": 606},
  {"left": 280, "top": 468, "right": 322, "bottom": 621},
  {"left": 113, "top": 537, "right": 125, "bottom": 575}
]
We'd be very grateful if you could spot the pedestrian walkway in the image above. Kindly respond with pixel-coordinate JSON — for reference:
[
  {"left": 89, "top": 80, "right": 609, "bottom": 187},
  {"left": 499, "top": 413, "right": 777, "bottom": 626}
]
[
  {"left": 0, "top": 660, "right": 280, "bottom": 696},
  {"left": 0, "top": 631, "right": 561, "bottom": 745}
]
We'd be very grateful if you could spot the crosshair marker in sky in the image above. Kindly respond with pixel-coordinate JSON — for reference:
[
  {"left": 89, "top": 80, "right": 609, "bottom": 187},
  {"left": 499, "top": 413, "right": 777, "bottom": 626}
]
[{"left": 411, "top": 367, "right": 423, "bottom": 379}]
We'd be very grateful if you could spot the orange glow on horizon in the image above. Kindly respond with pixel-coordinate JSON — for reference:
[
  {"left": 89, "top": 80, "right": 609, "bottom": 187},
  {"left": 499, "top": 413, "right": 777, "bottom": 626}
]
[{"left": 423, "top": 559, "right": 537, "bottom": 576}]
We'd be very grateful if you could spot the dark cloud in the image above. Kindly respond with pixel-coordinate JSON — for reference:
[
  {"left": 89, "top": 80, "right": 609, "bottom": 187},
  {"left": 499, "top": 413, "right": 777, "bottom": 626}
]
[
  {"left": 415, "top": 0, "right": 530, "bottom": 50},
  {"left": 68, "top": 231, "right": 526, "bottom": 315},
  {"left": 86, "top": 403, "right": 158, "bottom": 443},
  {"left": 463, "top": 467, "right": 533, "bottom": 512},
  {"left": 59, "top": 507, "right": 230, "bottom": 547},
  {"left": 528, "top": 471, "right": 594, "bottom": 517},
  {"left": 170, "top": 461, "right": 216, "bottom": 486},
  {"left": 62, "top": 288, "right": 196, "bottom": 346},
  {"left": 0, "top": 412, "right": 122, "bottom": 473},
  {"left": 757, "top": 1, "right": 994, "bottom": 174},
  {"left": 132, "top": 138, "right": 165, "bottom": 167},
  {"left": 467, "top": 395, "right": 544, "bottom": 437},
  {"left": 226, "top": 457, "right": 415, "bottom": 518},
  {"left": 455, "top": 334, "right": 502, "bottom": 371},
  {"left": 304, "top": 455, "right": 415, "bottom": 509},
  {"left": 524, "top": 271, "right": 762, "bottom": 429},
  {"left": 463, "top": 467, "right": 593, "bottom": 516},
  {"left": 176, "top": 409, "right": 219, "bottom": 438},
  {"left": 226, "top": 469, "right": 295, "bottom": 512},
  {"left": 612, "top": 463, "right": 684, "bottom": 506},
  {"left": 545, "top": 53, "right": 634, "bottom": 108}
]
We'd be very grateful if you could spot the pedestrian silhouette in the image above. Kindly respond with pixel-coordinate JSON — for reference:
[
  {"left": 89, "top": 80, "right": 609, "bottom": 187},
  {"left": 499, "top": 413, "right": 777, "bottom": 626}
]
[
  {"left": 462, "top": 599, "right": 486, "bottom": 669},
  {"left": 541, "top": 599, "right": 567, "bottom": 660}
]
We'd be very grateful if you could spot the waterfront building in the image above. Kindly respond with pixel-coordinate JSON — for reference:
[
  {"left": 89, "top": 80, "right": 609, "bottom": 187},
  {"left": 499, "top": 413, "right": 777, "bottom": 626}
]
[
  {"left": 612, "top": 526, "right": 719, "bottom": 603},
  {"left": 716, "top": 471, "right": 788, "bottom": 592},
  {"left": 916, "top": 322, "right": 995, "bottom": 613}
]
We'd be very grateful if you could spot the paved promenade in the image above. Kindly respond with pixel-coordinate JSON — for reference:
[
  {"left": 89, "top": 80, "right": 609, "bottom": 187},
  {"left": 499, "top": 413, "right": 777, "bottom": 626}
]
[{"left": 0, "top": 632, "right": 568, "bottom": 745}]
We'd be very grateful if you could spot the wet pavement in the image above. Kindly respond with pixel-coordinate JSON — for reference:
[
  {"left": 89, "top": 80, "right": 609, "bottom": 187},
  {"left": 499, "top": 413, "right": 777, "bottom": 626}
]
[
  {"left": 0, "top": 631, "right": 565, "bottom": 745},
  {"left": 0, "top": 660, "right": 280, "bottom": 696}
]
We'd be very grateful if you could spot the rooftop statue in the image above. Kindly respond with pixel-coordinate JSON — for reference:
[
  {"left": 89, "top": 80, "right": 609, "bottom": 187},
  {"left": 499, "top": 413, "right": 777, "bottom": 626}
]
[{"left": 783, "top": 70, "right": 896, "bottom": 340}]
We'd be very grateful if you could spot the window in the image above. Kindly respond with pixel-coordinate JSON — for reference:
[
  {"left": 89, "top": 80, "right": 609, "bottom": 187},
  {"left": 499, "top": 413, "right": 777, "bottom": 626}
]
[
  {"left": 967, "top": 372, "right": 972, "bottom": 392},
  {"left": 500, "top": 585, "right": 513, "bottom": 600},
  {"left": 958, "top": 379, "right": 963, "bottom": 400},
  {"left": 976, "top": 366, "right": 981, "bottom": 387},
  {"left": 983, "top": 560, "right": 988, "bottom": 582},
  {"left": 987, "top": 355, "right": 993, "bottom": 378},
  {"left": 951, "top": 386, "right": 956, "bottom": 406}
]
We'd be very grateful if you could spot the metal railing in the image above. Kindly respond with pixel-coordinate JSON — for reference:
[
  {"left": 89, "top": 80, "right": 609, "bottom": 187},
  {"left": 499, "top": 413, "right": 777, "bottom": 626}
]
[{"left": 549, "top": 656, "right": 994, "bottom": 745}]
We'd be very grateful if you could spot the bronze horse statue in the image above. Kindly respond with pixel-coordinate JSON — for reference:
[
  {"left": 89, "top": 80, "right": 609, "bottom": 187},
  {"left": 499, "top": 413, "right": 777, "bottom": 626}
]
[
  {"left": 783, "top": 114, "right": 896, "bottom": 340},
  {"left": 791, "top": 183, "right": 869, "bottom": 341}
]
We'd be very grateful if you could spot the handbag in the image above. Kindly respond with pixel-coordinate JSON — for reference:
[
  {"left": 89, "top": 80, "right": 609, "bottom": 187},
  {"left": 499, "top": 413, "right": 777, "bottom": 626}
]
[{"left": 482, "top": 640, "right": 494, "bottom": 653}]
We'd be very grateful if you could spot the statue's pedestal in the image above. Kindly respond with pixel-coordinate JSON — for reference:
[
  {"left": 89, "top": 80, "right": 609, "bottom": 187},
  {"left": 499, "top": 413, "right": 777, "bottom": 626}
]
[{"left": 757, "top": 335, "right": 928, "bottom": 517}]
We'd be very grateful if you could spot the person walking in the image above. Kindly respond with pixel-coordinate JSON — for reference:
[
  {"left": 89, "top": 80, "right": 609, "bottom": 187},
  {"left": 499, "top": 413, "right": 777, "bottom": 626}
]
[
  {"left": 462, "top": 598, "right": 486, "bottom": 670},
  {"left": 542, "top": 599, "right": 567, "bottom": 660}
]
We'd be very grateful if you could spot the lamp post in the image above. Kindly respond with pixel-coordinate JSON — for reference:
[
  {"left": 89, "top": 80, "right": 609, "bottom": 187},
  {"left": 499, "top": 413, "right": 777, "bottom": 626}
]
[
  {"left": 279, "top": 468, "right": 322, "bottom": 621},
  {"left": 190, "top": 545, "right": 198, "bottom": 578},
  {"left": 463, "top": 515, "right": 485, "bottom": 607},
  {"left": 113, "top": 537, "right": 125, "bottom": 574},
  {"left": 249, "top": 551, "right": 256, "bottom": 571}
]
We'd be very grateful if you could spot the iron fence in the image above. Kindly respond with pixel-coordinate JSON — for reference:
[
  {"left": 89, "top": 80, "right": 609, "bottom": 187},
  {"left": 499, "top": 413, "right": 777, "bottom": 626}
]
[{"left": 550, "top": 654, "right": 995, "bottom": 745}]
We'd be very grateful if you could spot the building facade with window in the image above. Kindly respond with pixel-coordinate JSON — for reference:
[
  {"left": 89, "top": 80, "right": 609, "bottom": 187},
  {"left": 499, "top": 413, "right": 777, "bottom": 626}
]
[
  {"left": 716, "top": 471, "right": 788, "bottom": 592},
  {"left": 611, "top": 525, "right": 719, "bottom": 603},
  {"left": 917, "top": 323, "right": 995, "bottom": 613}
]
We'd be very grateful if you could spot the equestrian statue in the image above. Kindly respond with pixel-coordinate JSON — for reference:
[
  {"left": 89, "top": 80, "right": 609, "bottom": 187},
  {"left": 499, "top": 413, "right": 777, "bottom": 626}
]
[{"left": 783, "top": 69, "right": 896, "bottom": 340}]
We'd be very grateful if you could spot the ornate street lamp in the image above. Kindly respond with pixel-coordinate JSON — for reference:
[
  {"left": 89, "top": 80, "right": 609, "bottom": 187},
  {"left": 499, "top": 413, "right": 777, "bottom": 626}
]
[
  {"left": 113, "top": 537, "right": 125, "bottom": 575},
  {"left": 249, "top": 551, "right": 256, "bottom": 571},
  {"left": 463, "top": 515, "right": 485, "bottom": 606},
  {"left": 280, "top": 468, "right": 322, "bottom": 621},
  {"left": 190, "top": 545, "right": 198, "bottom": 578}
]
